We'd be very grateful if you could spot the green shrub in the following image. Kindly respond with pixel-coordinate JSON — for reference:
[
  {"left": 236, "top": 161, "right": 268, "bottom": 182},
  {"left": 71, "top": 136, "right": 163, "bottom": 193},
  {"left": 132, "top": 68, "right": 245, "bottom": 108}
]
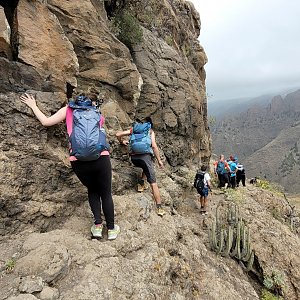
[
  {"left": 263, "top": 269, "right": 285, "bottom": 297},
  {"left": 256, "top": 179, "right": 283, "bottom": 196},
  {"left": 5, "top": 258, "right": 16, "bottom": 272},
  {"left": 110, "top": 11, "right": 143, "bottom": 49},
  {"left": 261, "top": 289, "right": 283, "bottom": 300},
  {"left": 165, "top": 35, "right": 173, "bottom": 46}
]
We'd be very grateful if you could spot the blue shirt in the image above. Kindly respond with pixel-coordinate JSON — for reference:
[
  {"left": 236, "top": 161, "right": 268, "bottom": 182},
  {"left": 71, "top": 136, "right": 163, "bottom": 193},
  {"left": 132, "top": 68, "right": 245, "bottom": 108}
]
[{"left": 229, "top": 162, "right": 237, "bottom": 177}]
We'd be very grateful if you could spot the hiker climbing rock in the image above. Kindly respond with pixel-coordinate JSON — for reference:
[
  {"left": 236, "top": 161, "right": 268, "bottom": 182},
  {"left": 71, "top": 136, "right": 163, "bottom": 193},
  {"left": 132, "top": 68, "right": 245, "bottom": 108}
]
[
  {"left": 20, "top": 91, "right": 120, "bottom": 240},
  {"left": 116, "top": 117, "right": 166, "bottom": 216},
  {"left": 194, "top": 165, "right": 212, "bottom": 214}
]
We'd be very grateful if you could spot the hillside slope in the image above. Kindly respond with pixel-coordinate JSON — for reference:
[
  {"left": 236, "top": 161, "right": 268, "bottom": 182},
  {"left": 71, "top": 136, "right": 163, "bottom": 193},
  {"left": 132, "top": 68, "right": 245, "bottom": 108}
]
[
  {"left": 245, "top": 123, "right": 300, "bottom": 193},
  {"left": 1, "top": 169, "right": 300, "bottom": 299},
  {"left": 212, "top": 89, "right": 300, "bottom": 192}
]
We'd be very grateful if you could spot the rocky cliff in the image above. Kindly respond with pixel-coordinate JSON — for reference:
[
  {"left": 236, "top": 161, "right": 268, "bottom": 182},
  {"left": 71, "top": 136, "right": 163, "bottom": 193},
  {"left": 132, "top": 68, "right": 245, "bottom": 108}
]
[
  {"left": 0, "top": 0, "right": 210, "bottom": 237},
  {"left": 1, "top": 1, "right": 300, "bottom": 300}
]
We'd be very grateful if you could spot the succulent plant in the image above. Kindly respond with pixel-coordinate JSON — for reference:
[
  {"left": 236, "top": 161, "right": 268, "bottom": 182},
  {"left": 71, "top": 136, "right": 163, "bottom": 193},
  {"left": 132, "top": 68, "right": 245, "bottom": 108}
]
[{"left": 210, "top": 202, "right": 255, "bottom": 271}]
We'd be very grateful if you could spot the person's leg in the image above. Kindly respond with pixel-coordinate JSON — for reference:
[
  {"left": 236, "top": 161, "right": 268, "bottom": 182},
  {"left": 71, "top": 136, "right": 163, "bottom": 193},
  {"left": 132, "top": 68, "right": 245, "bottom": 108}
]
[
  {"left": 218, "top": 174, "right": 223, "bottom": 188},
  {"left": 71, "top": 161, "right": 102, "bottom": 225},
  {"left": 231, "top": 176, "right": 236, "bottom": 189},
  {"left": 242, "top": 174, "right": 246, "bottom": 186},
  {"left": 132, "top": 155, "right": 165, "bottom": 216},
  {"left": 202, "top": 188, "right": 209, "bottom": 213},
  {"left": 224, "top": 174, "right": 229, "bottom": 188},
  {"left": 87, "top": 191, "right": 102, "bottom": 225},
  {"left": 141, "top": 171, "right": 147, "bottom": 181},
  {"left": 236, "top": 171, "right": 241, "bottom": 187},
  {"left": 93, "top": 156, "right": 115, "bottom": 230},
  {"left": 71, "top": 160, "right": 106, "bottom": 238},
  {"left": 200, "top": 195, "right": 205, "bottom": 210},
  {"left": 150, "top": 182, "right": 161, "bottom": 205},
  {"left": 132, "top": 156, "right": 148, "bottom": 192}
]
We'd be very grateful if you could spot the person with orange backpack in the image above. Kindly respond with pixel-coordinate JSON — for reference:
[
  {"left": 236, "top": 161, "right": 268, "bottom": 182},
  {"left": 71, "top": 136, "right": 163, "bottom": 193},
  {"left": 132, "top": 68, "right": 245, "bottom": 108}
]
[{"left": 20, "top": 91, "right": 120, "bottom": 240}]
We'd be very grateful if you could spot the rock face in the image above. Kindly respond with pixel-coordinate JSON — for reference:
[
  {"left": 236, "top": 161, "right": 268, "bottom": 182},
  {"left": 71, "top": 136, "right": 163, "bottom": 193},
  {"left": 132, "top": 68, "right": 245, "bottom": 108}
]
[
  {"left": 3, "top": 1, "right": 299, "bottom": 300},
  {"left": 0, "top": 0, "right": 210, "bottom": 237},
  {"left": 0, "top": 6, "right": 12, "bottom": 60}
]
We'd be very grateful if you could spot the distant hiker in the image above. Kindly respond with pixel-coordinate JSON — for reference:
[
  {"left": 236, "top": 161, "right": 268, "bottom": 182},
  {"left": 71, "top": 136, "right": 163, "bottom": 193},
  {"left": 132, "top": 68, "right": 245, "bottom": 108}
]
[
  {"left": 228, "top": 156, "right": 238, "bottom": 189},
  {"left": 214, "top": 154, "right": 230, "bottom": 188},
  {"left": 194, "top": 165, "right": 212, "bottom": 214},
  {"left": 116, "top": 117, "right": 166, "bottom": 217},
  {"left": 236, "top": 162, "right": 246, "bottom": 187},
  {"left": 20, "top": 91, "right": 120, "bottom": 240}
]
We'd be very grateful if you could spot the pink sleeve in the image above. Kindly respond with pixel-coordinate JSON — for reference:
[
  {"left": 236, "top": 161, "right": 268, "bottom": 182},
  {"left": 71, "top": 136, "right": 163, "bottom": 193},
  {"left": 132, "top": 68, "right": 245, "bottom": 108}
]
[
  {"left": 100, "top": 115, "right": 105, "bottom": 127},
  {"left": 66, "top": 107, "right": 73, "bottom": 136}
]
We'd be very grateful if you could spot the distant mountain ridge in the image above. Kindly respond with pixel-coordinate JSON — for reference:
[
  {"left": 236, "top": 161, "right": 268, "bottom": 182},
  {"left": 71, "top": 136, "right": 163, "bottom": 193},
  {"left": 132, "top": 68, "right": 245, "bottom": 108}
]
[
  {"left": 212, "top": 89, "right": 300, "bottom": 193},
  {"left": 208, "top": 86, "right": 300, "bottom": 119},
  {"left": 245, "top": 123, "right": 300, "bottom": 193}
]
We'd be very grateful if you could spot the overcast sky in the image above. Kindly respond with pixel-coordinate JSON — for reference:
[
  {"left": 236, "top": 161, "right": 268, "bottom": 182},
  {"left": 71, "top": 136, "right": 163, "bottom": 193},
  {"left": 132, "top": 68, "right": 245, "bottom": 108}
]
[{"left": 189, "top": 0, "right": 300, "bottom": 101}]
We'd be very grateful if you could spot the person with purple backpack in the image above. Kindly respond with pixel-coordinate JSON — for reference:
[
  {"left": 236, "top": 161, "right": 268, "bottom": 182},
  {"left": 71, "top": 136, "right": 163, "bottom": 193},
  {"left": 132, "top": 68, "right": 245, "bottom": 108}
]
[{"left": 20, "top": 91, "right": 120, "bottom": 240}]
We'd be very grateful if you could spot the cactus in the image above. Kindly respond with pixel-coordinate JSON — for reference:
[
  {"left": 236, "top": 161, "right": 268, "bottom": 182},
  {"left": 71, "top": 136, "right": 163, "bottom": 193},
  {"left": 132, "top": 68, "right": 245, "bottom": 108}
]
[
  {"left": 216, "top": 229, "right": 224, "bottom": 255},
  {"left": 223, "top": 225, "right": 233, "bottom": 257},
  {"left": 210, "top": 202, "right": 254, "bottom": 271},
  {"left": 246, "top": 250, "right": 255, "bottom": 271},
  {"left": 210, "top": 220, "right": 218, "bottom": 251}
]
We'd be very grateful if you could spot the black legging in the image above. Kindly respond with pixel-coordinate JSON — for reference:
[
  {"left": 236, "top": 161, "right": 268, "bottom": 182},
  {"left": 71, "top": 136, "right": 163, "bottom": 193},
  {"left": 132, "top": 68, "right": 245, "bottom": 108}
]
[{"left": 71, "top": 155, "right": 114, "bottom": 229}]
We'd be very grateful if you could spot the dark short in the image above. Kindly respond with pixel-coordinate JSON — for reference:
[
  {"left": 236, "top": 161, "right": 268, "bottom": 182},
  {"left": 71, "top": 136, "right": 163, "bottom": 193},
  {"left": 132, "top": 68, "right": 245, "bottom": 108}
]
[
  {"left": 131, "top": 154, "right": 156, "bottom": 184},
  {"left": 198, "top": 187, "right": 209, "bottom": 197}
]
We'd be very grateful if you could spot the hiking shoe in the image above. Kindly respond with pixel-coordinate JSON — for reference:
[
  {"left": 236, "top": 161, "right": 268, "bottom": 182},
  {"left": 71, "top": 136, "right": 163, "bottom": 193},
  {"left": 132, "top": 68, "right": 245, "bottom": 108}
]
[
  {"left": 108, "top": 224, "right": 120, "bottom": 240},
  {"left": 91, "top": 224, "right": 103, "bottom": 239},
  {"left": 157, "top": 207, "right": 166, "bottom": 217},
  {"left": 137, "top": 183, "right": 145, "bottom": 192}
]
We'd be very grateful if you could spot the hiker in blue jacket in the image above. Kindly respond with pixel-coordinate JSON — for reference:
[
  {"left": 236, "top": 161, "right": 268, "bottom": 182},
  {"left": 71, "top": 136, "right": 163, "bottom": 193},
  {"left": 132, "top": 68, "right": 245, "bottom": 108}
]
[
  {"left": 116, "top": 117, "right": 165, "bottom": 216},
  {"left": 228, "top": 156, "right": 238, "bottom": 189},
  {"left": 20, "top": 91, "right": 120, "bottom": 240}
]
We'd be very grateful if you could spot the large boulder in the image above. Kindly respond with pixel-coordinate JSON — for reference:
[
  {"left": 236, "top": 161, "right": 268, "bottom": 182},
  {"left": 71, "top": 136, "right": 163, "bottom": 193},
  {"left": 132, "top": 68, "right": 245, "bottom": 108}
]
[{"left": 17, "top": 0, "right": 79, "bottom": 91}]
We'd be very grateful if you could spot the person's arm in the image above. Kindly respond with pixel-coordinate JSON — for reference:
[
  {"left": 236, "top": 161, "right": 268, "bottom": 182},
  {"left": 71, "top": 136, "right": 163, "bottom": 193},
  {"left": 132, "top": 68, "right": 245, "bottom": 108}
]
[
  {"left": 234, "top": 164, "right": 238, "bottom": 174},
  {"left": 224, "top": 161, "right": 231, "bottom": 172},
  {"left": 214, "top": 161, "right": 218, "bottom": 174},
  {"left": 150, "top": 130, "right": 163, "bottom": 167},
  {"left": 205, "top": 173, "right": 212, "bottom": 191},
  {"left": 20, "top": 93, "right": 67, "bottom": 126},
  {"left": 115, "top": 129, "right": 131, "bottom": 145}
]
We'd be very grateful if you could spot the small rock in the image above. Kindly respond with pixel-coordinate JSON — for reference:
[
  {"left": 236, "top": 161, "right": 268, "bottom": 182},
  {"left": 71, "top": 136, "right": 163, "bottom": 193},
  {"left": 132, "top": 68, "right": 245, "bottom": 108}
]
[
  {"left": 19, "top": 275, "right": 43, "bottom": 293},
  {"left": 38, "top": 286, "right": 60, "bottom": 300},
  {"left": 8, "top": 294, "right": 38, "bottom": 300},
  {"left": 15, "top": 243, "right": 71, "bottom": 284}
]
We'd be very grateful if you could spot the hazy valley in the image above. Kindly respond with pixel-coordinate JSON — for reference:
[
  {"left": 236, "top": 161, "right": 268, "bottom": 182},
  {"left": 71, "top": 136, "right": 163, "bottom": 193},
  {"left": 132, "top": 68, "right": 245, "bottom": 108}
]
[{"left": 211, "top": 88, "right": 300, "bottom": 194}]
